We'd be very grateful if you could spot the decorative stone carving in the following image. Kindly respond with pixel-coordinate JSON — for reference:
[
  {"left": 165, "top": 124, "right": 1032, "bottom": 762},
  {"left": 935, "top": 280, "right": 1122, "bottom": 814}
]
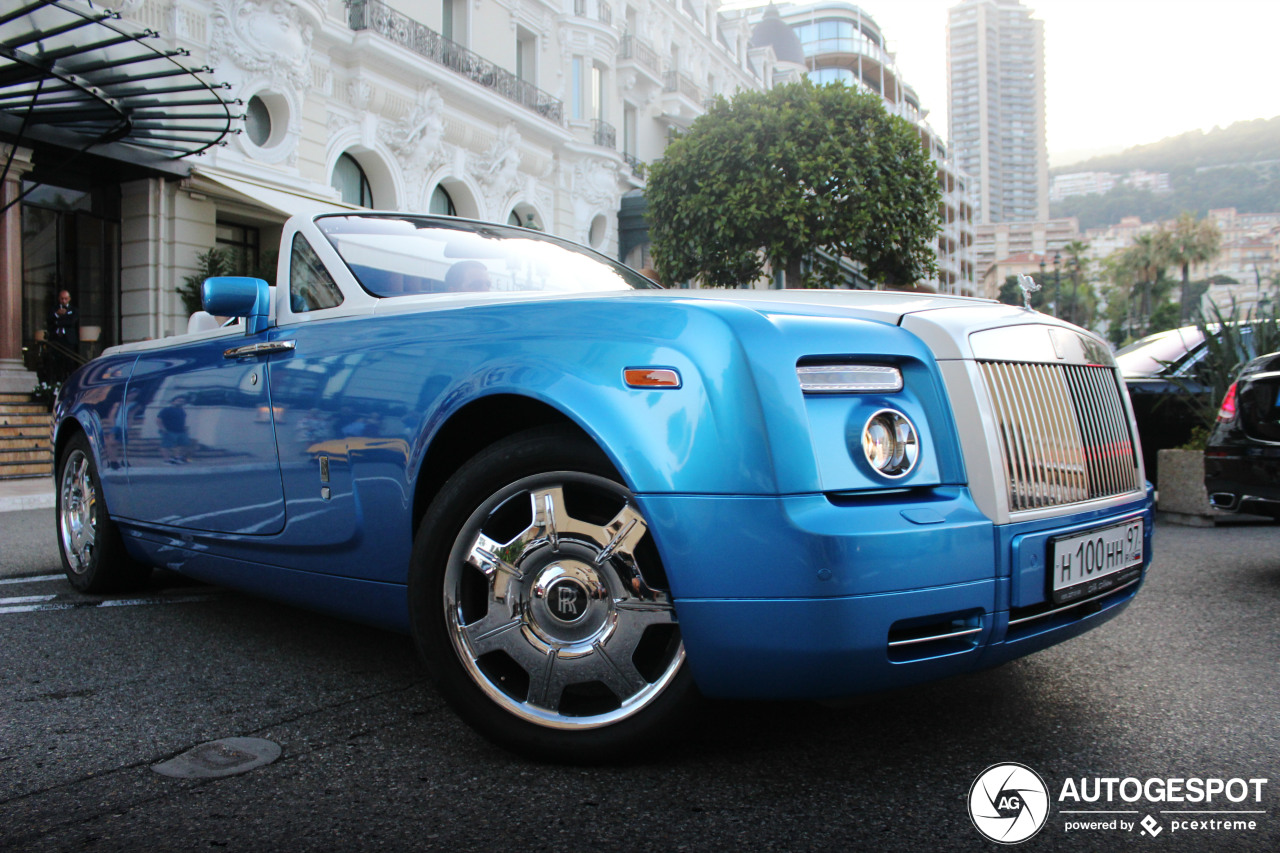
[
  {"left": 326, "top": 111, "right": 358, "bottom": 139},
  {"left": 347, "top": 80, "right": 375, "bottom": 112},
  {"left": 475, "top": 123, "right": 524, "bottom": 210},
  {"left": 379, "top": 88, "right": 448, "bottom": 184},
  {"left": 574, "top": 157, "right": 620, "bottom": 207},
  {"left": 209, "top": 0, "right": 315, "bottom": 93}
]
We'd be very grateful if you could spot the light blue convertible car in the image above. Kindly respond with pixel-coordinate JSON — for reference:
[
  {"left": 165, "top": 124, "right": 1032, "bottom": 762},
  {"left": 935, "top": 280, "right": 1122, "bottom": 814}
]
[{"left": 54, "top": 214, "right": 1153, "bottom": 758}]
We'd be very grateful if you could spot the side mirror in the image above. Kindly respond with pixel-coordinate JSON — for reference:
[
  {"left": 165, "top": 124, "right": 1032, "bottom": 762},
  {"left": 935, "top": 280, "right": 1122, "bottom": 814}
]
[{"left": 202, "top": 277, "right": 271, "bottom": 336}]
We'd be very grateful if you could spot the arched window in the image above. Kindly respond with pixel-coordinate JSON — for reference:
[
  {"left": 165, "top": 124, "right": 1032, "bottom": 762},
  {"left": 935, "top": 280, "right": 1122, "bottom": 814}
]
[
  {"left": 429, "top": 185, "right": 456, "bottom": 216},
  {"left": 332, "top": 153, "right": 373, "bottom": 207}
]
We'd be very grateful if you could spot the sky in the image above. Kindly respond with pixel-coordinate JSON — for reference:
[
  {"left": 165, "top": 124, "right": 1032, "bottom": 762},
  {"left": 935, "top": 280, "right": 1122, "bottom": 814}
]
[{"left": 734, "top": 0, "right": 1280, "bottom": 168}]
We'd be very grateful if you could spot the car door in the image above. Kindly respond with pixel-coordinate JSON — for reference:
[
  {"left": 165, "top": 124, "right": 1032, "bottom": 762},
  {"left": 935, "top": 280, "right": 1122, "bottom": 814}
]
[{"left": 119, "top": 331, "right": 287, "bottom": 535}]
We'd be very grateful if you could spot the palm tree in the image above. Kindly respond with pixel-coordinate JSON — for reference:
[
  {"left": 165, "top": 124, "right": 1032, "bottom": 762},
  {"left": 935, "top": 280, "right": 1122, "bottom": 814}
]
[
  {"left": 1165, "top": 212, "right": 1221, "bottom": 323},
  {"left": 1060, "top": 239, "right": 1089, "bottom": 327},
  {"left": 1119, "top": 233, "right": 1174, "bottom": 338}
]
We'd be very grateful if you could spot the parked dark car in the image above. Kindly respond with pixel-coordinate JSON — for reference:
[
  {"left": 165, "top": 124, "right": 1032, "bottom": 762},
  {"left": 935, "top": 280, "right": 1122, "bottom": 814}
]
[
  {"left": 1117, "top": 326, "right": 1207, "bottom": 479},
  {"left": 1118, "top": 322, "right": 1272, "bottom": 480},
  {"left": 1204, "top": 350, "right": 1280, "bottom": 519}
]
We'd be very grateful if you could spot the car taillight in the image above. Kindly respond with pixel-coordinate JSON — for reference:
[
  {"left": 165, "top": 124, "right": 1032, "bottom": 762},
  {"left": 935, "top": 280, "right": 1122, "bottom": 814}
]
[{"left": 1215, "top": 383, "right": 1238, "bottom": 422}]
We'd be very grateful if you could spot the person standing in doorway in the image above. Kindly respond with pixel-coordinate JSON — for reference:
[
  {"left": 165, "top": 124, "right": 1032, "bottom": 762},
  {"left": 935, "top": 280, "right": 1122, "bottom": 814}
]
[{"left": 47, "top": 290, "right": 80, "bottom": 380}]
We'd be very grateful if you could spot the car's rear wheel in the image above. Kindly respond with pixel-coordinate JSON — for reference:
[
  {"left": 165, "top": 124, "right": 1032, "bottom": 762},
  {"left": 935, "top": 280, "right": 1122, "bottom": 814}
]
[
  {"left": 57, "top": 433, "right": 151, "bottom": 593},
  {"left": 409, "top": 426, "right": 697, "bottom": 760}
]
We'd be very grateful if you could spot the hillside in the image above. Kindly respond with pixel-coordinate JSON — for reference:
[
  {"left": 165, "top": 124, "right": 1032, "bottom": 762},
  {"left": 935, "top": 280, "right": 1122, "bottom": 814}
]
[
  {"left": 1050, "top": 117, "right": 1280, "bottom": 176},
  {"left": 1048, "top": 117, "right": 1280, "bottom": 229}
]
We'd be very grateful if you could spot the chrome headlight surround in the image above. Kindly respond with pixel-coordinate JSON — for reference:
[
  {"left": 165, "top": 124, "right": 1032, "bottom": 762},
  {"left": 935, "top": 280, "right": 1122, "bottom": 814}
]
[
  {"left": 862, "top": 409, "right": 919, "bottom": 479},
  {"left": 797, "top": 364, "right": 903, "bottom": 394}
]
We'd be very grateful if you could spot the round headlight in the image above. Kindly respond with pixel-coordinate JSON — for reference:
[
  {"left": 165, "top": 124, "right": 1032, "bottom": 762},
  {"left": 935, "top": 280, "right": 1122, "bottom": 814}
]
[{"left": 862, "top": 409, "right": 919, "bottom": 478}]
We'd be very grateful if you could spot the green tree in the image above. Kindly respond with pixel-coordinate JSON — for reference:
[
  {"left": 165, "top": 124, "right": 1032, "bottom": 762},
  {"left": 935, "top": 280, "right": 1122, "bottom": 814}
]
[
  {"left": 1115, "top": 232, "right": 1177, "bottom": 338},
  {"left": 176, "top": 247, "right": 279, "bottom": 316},
  {"left": 1101, "top": 255, "right": 1135, "bottom": 346},
  {"left": 1165, "top": 212, "right": 1221, "bottom": 322},
  {"left": 645, "top": 80, "right": 941, "bottom": 288},
  {"left": 177, "top": 248, "right": 232, "bottom": 316},
  {"left": 1059, "top": 239, "right": 1094, "bottom": 328}
]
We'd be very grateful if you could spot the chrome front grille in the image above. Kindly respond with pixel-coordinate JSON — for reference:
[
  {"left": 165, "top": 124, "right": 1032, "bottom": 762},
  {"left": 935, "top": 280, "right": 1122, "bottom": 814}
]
[{"left": 979, "top": 361, "right": 1142, "bottom": 512}]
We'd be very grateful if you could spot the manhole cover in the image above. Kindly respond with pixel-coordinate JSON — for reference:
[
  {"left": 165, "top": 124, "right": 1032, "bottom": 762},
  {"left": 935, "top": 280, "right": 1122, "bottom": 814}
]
[{"left": 152, "top": 737, "right": 281, "bottom": 779}]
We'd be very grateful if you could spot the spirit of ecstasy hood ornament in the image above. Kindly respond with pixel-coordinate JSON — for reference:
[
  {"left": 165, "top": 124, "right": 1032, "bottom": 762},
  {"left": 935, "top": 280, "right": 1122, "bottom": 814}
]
[{"left": 1016, "top": 274, "right": 1040, "bottom": 311}]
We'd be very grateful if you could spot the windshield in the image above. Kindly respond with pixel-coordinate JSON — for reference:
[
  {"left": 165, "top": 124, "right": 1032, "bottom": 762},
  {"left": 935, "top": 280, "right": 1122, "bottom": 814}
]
[
  {"left": 315, "top": 215, "right": 659, "bottom": 297},
  {"left": 1115, "top": 327, "right": 1204, "bottom": 378}
]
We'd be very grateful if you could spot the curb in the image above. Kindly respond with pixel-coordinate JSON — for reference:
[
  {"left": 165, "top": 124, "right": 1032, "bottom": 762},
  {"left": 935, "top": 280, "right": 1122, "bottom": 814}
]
[
  {"left": 0, "top": 493, "right": 56, "bottom": 513},
  {"left": 0, "top": 479, "right": 56, "bottom": 514}
]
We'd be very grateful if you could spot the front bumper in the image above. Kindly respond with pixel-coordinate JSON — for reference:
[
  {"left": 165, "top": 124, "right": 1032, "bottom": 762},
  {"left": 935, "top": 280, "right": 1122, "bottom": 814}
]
[{"left": 640, "top": 488, "right": 1153, "bottom": 700}]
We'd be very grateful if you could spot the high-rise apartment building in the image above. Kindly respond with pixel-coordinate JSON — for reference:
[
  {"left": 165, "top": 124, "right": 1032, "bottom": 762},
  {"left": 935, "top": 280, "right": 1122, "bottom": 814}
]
[{"left": 947, "top": 0, "right": 1048, "bottom": 225}]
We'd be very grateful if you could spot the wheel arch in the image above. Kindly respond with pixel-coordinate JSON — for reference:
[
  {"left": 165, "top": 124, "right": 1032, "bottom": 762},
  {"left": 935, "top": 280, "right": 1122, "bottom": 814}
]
[
  {"left": 410, "top": 394, "right": 599, "bottom": 537},
  {"left": 53, "top": 414, "right": 90, "bottom": 476}
]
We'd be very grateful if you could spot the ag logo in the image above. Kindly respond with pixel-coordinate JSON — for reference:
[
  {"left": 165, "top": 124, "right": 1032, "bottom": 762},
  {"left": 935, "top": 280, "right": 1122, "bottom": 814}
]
[{"left": 969, "top": 763, "right": 1050, "bottom": 844}]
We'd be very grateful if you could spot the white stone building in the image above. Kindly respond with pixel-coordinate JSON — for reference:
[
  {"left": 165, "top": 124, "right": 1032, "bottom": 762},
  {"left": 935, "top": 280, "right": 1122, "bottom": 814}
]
[
  {"left": 141, "top": 0, "right": 778, "bottom": 340},
  {"left": 2, "top": 0, "right": 781, "bottom": 377},
  {"left": 2, "top": 0, "right": 972, "bottom": 394}
]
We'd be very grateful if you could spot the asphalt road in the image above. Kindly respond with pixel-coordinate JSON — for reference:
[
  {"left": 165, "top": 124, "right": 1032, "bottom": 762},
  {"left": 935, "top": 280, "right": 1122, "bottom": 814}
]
[{"left": 1, "top": 508, "right": 1277, "bottom": 852}]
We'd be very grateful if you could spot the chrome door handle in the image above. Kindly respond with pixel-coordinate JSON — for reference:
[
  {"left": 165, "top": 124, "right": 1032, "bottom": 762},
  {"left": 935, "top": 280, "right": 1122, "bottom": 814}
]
[{"left": 223, "top": 340, "right": 296, "bottom": 359}]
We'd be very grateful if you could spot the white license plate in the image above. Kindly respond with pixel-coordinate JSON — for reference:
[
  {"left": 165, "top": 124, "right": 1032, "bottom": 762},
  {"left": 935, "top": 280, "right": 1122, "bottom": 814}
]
[{"left": 1049, "top": 519, "right": 1144, "bottom": 604}]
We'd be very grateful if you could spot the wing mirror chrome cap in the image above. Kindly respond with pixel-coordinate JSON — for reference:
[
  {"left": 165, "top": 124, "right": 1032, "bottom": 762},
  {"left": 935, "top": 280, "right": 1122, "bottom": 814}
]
[{"left": 202, "top": 277, "right": 271, "bottom": 335}]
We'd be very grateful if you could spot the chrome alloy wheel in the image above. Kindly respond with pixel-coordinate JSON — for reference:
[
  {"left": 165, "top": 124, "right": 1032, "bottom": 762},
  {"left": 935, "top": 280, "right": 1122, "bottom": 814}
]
[
  {"left": 59, "top": 448, "right": 97, "bottom": 574},
  {"left": 444, "top": 472, "right": 684, "bottom": 730}
]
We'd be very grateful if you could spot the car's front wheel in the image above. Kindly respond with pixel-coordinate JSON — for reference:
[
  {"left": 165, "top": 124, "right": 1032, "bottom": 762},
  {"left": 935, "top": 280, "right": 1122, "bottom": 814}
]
[{"left": 409, "top": 427, "right": 697, "bottom": 760}]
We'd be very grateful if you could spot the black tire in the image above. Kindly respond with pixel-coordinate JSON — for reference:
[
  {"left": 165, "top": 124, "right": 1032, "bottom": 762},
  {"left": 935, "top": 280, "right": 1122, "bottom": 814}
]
[
  {"left": 409, "top": 426, "right": 698, "bottom": 761},
  {"left": 56, "top": 432, "right": 152, "bottom": 593}
]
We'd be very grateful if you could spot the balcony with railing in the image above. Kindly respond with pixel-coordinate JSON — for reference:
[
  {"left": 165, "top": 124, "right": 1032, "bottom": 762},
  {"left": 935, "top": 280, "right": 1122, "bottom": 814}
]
[
  {"left": 593, "top": 119, "right": 616, "bottom": 149},
  {"left": 663, "top": 71, "right": 702, "bottom": 103},
  {"left": 619, "top": 35, "right": 661, "bottom": 80},
  {"left": 346, "top": 0, "right": 563, "bottom": 124}
]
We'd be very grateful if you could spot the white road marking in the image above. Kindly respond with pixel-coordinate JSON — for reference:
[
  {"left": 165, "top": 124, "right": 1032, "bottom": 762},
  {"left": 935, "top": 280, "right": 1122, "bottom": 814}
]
[
  {"left": 0, "top": 592, "right": 222, "bottom": 615},
  {"left": 0, "top": 574, "right": 64, "bottom": 585}
]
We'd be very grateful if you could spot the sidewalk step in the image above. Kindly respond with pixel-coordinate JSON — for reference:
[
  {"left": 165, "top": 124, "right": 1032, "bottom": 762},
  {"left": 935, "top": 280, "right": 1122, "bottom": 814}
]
[
  {"left": 0, "top": 413, "right": 51, "bottom": 428},
  {"left": 0, "top": 403, "right": 48, "bottom": 415},
  {"left": 0, "top": 393, "right": 37, "bottom": 404},
  {"left": 0, "top": 448, "right": 54, "bottom": 463},
  {"left": 0, "top": 436, "right": 52, "bottom": 450},
  {"left": 0, "top": 425, "right": 51, "bottom": 440}
]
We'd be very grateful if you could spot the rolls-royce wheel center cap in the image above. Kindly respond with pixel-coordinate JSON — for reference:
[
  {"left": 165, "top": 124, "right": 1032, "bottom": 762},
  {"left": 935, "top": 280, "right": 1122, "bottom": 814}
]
[
  {"left": 546, "top": 578, "right": 588, "bottom": 623},
  {"left": 529, "top": 561, "right": 608, "bottom": 643}
]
